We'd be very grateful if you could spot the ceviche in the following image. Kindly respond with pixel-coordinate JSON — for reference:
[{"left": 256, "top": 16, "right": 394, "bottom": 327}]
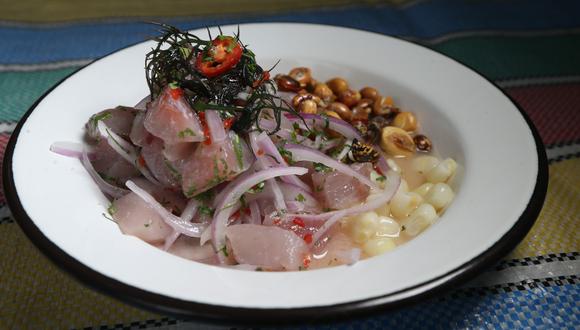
[{"left": 51, "top": 24, "right": 458, "bottom": 271}]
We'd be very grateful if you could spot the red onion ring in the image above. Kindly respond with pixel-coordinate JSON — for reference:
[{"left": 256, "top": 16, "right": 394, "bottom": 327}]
[
  {"left": 80, "top": 149, "right": 128, "bottom": 199},
  {"left": 50, "top": 141, "right": 95, "bottom": 160},
  {"left": 205, "top": 110, "right": 227, "bottom": 144},
  {"left": 126, "top": 180, "right": 207, "bottom": 237},
  {"left": 284, "top": 143, "right": 377, "bottom": 189},
  {"left": 284, "top": 113, "right": 363, "bottom": 141}
]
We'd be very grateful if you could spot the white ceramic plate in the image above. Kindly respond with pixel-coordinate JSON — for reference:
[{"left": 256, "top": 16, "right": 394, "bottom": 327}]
[{"left": 3, "top": 23, "right": 547, "bottom": 323}]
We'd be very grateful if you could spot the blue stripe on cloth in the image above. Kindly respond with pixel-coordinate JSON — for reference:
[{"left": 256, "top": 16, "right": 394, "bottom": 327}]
[
  {"left": 1, "top": 0, "right": 580, "bottom": 64},
  {"left": 281, "top": 284, "right": 580, "bottom": 329}
]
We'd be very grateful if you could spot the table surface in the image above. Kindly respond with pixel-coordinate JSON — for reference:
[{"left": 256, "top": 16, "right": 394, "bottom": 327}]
[{"left": 0, "top": 0, "right": 579, "bottom": 329}]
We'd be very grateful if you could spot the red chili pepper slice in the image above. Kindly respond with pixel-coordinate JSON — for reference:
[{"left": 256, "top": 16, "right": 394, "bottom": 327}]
[
  {"left": 303, "top": 233, "right": 313, "bottom": 244},
  {"left": 223, "top": 117, "right": 235, "bottom": 130},
  {"left": 195, "top": 36, "right": 242, "bottom": 78},
  {"left": 197, "top": 112, "right": 212, "bottom": 145},
  {"left": 169, "top": 87, "right": 184, "bottom": 100},
  {"left": 293, "top": 218, "right": 305, "bottom": 228},
  {"left": 252, "top": 71, "right": 270, "bottom": 88}
]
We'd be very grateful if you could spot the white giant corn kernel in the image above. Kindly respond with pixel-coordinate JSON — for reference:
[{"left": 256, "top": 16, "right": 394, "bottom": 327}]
[
  {"left": 374, "top": 202, "right": 391, "bottom": 218},
  {"left": 350, "top": 211, "right": 379, "bottom": 243},
  {"left": 425, "top": 182, "right": 455, "bottom": 211},
  {"left": 414, "top": 182, "right": 434, "bottom": 197},
  {"left": 403, "top": 203, "right": 438, "bottom": 236},
  {"left": 390, "top": 191, "right": 423, "bottom": 220},
  {"left": 426, "top": 158, "right": 457, "bottom": 183},
  {"left": 376, "top": 216, "right": 401, "bottom": 237},
  {"left": 412, "top": 155, "right": 440, "bottom": 174},
  {"left": 363, "top": 237, "right": 397, "bottom": 256}
]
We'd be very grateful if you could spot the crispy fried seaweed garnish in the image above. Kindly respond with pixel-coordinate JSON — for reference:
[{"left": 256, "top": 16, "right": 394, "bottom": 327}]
[{"left": 145, "top": 23, "right": 301, "bottom": 134}]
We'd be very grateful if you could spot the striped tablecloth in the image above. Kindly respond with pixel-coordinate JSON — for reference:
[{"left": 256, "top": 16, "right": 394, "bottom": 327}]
[{"left": 1, "top": 1, "right": 578, "bottom": 328}]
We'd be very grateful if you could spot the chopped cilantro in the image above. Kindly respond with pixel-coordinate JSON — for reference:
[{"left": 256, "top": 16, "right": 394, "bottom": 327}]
[
  {"left": 164, "top": 159, "right": 182, "bottom": 180},
  {"left": 255, "top": 267, "right": 263, "bottom": 272},
  {"left": 277, "top": 147, "right": 294, "bottom": 164},
  {"left": 194, "top": 189, "right": 215, "bottom": 203},
  {"left": 168, "top": 81, "right": 180, "bottom": 89},
  {"left": 90, "top": 111, "right": 112, "bottom": 129},
  {"left": 376, "top": 175, "right": 386, "bottom": 182},
  {"left": 314, "top": 162, "right": 332, "bottom": 173},
  {"left": 292, "top": 122, "right": 300, "bottom": 130},
  {"left": 295, "top": 193, "right": 306, "bottom": 202},
  {"left": 220, "top": 245, "right": 229, "bottom": 257},
  {"left": 232, "top": 133, "right": 244, "bottom": 169},
  {"left": 198, "top": 205, "right": 215, "bottom": 217},
  {"left": 290, "top": 130, "right": 298, "bottom": 143},
  {"left": 185, "top": 185, "right": 197, "bottom": 198},
  {"left": 107, "top": 203, "right": 117, "bottom": 216},
  {"left": 177, "top": 128, "right": 195, "bottom": 138},
  {"left": 247, "top": 181, "right": 265, "bottom": 194}
]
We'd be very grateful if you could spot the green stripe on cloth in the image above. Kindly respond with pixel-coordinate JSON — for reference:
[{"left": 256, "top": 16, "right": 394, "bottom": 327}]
[
  {"left": 0, "top": 68, "right": 77, "bottom": 122},
  {"left": 0, "top": 0, "right": 401, "bottom": 22},
  {"left": 431, "top": 34, "right": 580, "bottom": 81}
]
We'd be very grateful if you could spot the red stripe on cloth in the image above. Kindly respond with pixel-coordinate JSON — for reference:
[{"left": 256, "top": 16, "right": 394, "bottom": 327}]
[
  {"left": 505, "top": 83, "right": 580, "bottom": 146},
  {"left": 0, "top": 133, "right": 11, "bottom": 204}
]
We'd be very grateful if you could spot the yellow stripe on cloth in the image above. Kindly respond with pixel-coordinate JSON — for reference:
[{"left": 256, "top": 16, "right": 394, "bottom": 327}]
[
  {"left": 0, "top": 224, "right": 160, "bottom": 329},
  {"left": 507, "top": 158, "right": 580, "bottom": 260},
  {"left": 0, "top": 0, "right": 408, "bottom": 23}
]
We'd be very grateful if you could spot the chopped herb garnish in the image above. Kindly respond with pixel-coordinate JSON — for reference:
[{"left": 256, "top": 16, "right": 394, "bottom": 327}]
[
  {"left": 145, "top": 23, "right": 303, "bottom": 136},
  {"left": 198, "top": 205, "right": 215, "bottom": 217},
  {"left": 90, "top": 111, "right": 112, "bottom": 129},
  {"left": 107, "top": 203, "right": 117, "bottom": 216},
  {"left": 376, "top": 175, "right": 386, "bottom": 182},
  {"left": 232, "top": 133, "right": 244, "bottom": 169},
  {"left": 313, "top": 162, "right": 332, "bottom": 173},
  {"left": 220, "top": 245, "right": 229, "bottom": 257},
  {"left": 194, "top": 189, "right": 215, "bottom": 202},
  {"left": 255, "top": 267, "right": 263, "bottom": 271},
  {"left": 277, "top": 147, "right": 294, "bottom": 164},
  {"left": 247, "top": 181, "right": 265, "bottom": 194},
  {"left": 164, "top": 159, "right": 182, "bottom": 180},
  {"left": 295, "top": 193, "right": 306, "bottom": 202},
  {"left": 315, "top": 185, "right": 324, "bottom": 192},
  {"left": 177, "top": 128, "right": 195, "bottom": 138}
]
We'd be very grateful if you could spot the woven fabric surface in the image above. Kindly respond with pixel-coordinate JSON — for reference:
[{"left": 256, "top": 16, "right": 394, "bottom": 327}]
[{"left": 0, "top": 0, "right": 579, "bottom": 329}]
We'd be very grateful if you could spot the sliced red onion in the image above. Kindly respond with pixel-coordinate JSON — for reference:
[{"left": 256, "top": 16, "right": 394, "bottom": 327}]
[
  {"left": 50, "top": 141, "right": 95, "bottom": 160},
  {"left": 289, "top": 171, "right": 401, "bottom": 244},
  {"left": 254, "top": 132, "right": 312, "bottom": 193},
  {"left": 335, "top": 139, "right": 353, "bottom": 161},
  {"left": 126, "top": 180, "right": 207, "bottom": 237},
  {"left": 376, "top": 154, "right": 391, "bottom": 175},
  {"left": 80, "top": 149, "right": 128, "bottom": 199},
  {"left": 285, "top": 143, "right": 377, "bottom": 189},
  {"left": 97, "top": 120, "right": 160, "bottom": 185},
  {"left": 248, "top": 200, "right": 261, "bottom": 225},
  {"left": 320, "top": 138, "right": 342, "bottom": 152},
  {"left": 205, "top": 110, "right": 227, "bottom": 144},
  {"left": 163, "top": 231, "right": 180, "bottom": 251},
  {"left": 249, "top": 131, "right": 287, "bottom": 211},
  {"left": 180, "top": 198, "right": 199, "bottom": 223},
  {"left": 134, "top": 95, "right": 151, "bottom": 110},
  {"left": 211, "top": 167, "right": 308, "bottom": 264},
  {"left": 285, "top": 113, "right": 363, "bottom": 141},
  {"left": 313, "top": 134, "right": 323, "bottom": 150}
]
